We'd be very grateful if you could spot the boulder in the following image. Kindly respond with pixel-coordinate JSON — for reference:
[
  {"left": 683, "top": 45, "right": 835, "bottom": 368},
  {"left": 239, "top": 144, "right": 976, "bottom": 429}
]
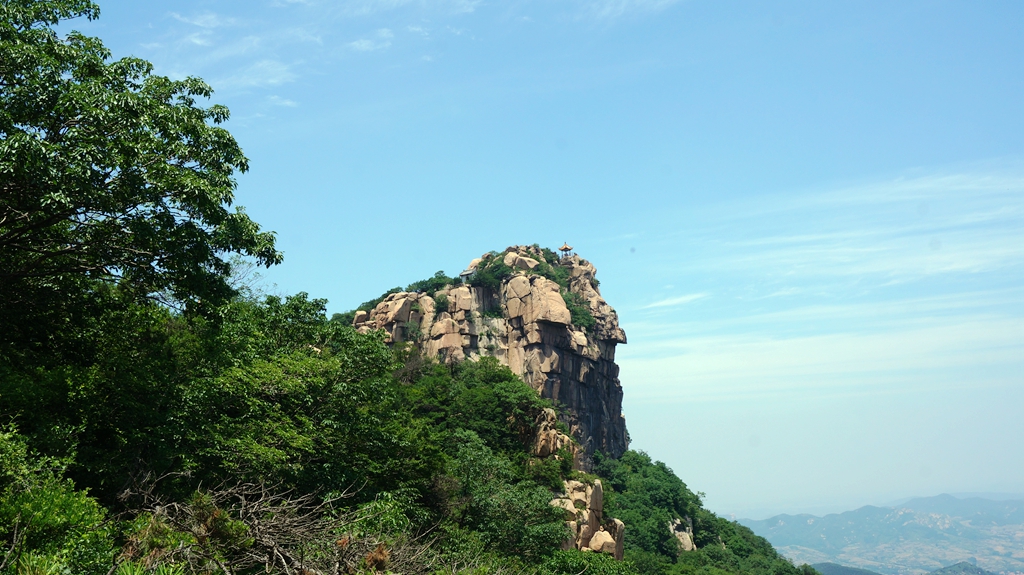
[
  {"left": 534, "top": 408, "right": 577, "bottom": 458},
  {"left": 578, "top": 522, "right": 594, "bottom": 549},
  {"left": 676, "top": 531, "right": 695, "bottom": 552},
  {"left": 563, "top": 522, "right": 578, "bottom": 551},
  {"left": 429, "top": 318, "right": 459, "bottom": 338},
  {"left": 554, "top": 477, "right": 623, "bottom": 558},
  {"left": 515, "top": 255, "right": 539, "bottom": 270},
  {"left": 506, "top": 275, "right": 532, "bottom": 299},
  {"left": 523, "top": 278, "right": 570, "bottom": 325},
  {"left": 588, "top": 528, "right": 616, "bottom": 554},
  {"left": 550, "top": 498, "right": 577, "bottom": 520},
  {"left": 566, "top": 481, "right": 589, "bottom": 508},
  {"left": 670, "top": 517, "right": 696, "bottom": 552},
  {"left": 451, "top": 286, "right": 473, "bottom": 311},
  {"left": 611, "top": 519, "right": 625, "bottom": 560}
]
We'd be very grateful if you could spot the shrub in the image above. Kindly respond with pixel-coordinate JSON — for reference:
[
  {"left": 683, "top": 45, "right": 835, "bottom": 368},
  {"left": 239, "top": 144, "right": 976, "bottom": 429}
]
[
  {"left": 331, "top": 310, "right": 357, "bottom": 325},
  {"left": 0, "top": 428, "right": 116, "bottom": 575},
  {"left": 470, "top": 255, "right": 514, "bottom": 292},
  {"left": 532, "top": 260, "right": 570, "bottom": 289},
  {"left": 434, "top": 293, "right": 450, "bottom": 313},
  {"left": 406, "top": 271, "right": 457, "bottom": 295},
  {"left": 542, "top": 549, "right": 641, "bottom": 575},
  {"left": 405, "top": 321, "right": 423, "bottom": 341},
  {"left": 562, "top": 292, "right": 596, "bottom": 332}
]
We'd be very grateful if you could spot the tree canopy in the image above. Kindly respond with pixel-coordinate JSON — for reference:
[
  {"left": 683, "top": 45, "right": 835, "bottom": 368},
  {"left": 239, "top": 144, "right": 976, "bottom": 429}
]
[{"left": 0, "top": 0, "right": 280, "bottom": 339}]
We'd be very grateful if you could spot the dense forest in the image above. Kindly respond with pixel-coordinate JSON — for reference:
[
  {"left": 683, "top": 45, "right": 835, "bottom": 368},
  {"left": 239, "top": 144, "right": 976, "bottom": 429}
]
[{"left": 0, "top": 2, "right": 818, "bottom": 574}]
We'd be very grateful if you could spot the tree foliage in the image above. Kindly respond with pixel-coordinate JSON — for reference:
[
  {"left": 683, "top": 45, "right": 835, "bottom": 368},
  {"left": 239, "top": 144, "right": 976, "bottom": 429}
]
[
  {"left": 0, "top": 427, "right": 114, "bottom": 575},
  {"left": 596, "top": 450, "right": 811, "bottom": 575},
  {"left": 0, "top": 0, "right": 281, "bottom": 352}
]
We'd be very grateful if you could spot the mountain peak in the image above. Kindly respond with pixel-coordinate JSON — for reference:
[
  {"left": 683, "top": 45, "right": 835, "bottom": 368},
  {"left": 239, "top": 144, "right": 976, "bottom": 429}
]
[{"left": 351, "top": 244, "right": 630, "bottom": 464}]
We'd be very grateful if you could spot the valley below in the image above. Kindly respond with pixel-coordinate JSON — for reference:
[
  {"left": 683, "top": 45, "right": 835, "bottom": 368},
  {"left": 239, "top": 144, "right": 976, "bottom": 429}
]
[{"left": 740, "top": 495, "right": 1024, "bottom": 575}]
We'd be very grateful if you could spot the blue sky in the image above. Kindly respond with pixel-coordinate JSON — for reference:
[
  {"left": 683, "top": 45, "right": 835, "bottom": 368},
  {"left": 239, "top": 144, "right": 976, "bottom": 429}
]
[{"left": 78, "top": 0, "right": 1023, "bottom": 518}]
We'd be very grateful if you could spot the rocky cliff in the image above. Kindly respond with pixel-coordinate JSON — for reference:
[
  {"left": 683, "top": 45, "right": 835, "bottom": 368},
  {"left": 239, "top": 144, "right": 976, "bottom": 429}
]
[{"left": 352, "top": 245, "right": 630, "bottom": 464}]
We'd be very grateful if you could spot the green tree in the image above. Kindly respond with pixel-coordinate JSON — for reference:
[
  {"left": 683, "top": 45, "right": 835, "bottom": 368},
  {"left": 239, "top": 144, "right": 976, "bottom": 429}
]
[
  {"left": 0, "top": 0, "right": 281, "bottom": 356},
  {"left": 441, "top": 430, "right": 568, "bottom": 560}
]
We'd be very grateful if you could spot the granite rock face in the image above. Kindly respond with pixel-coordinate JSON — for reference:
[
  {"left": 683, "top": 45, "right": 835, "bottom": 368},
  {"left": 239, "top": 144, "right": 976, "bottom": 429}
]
[
  {"left": 352, "top": 245, "right": 629, "bottom": 464},
  {"left": 670, "top": 517, "right": 696, "bottom": 552},
  {"left": 550, "top": 479, "right": 624, "bottom": 560}
]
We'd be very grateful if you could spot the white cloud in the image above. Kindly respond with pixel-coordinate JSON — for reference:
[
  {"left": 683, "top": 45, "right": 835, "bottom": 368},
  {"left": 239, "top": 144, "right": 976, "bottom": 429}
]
[
  {"left": 613, "top": 168, "right": 1024, "bottom": 409},
  {"left": 447, "top": 0, "right": 481, "bottom": 14},
  {"left": 643, "top": 293, "right": 707, "bottom": 309},
  {"left": 585, "top": 0, "right": 681, "bottom": 19},
  {"left": 619, "top": 313, "right": 1024, "bottom": 402},
  {"left": 170, "top": 11, "right": 238, "bottom": 28},
  {"left": 268, "top": 95, "right": 299, "bottom": 107},
  {"left": 333, "top": 0, "right": 480, "bottom": 16},
  {"left": 651, "top": 172, "right": 1024, "bottom": 289},
  {"left": 217, "top": 60, "right": 297, "bottom": 88},
  {"left": 348, "top": 28, "right": 393, "bottom": 52},
  {"left": 281, "top": 27, "right": 323, "bottom": 45},
  {"left": 182, "top": 32, "right": 213, "bottom": 46},
  {"left": 407, "top": 25, "right": 429, "bottom": 38}
]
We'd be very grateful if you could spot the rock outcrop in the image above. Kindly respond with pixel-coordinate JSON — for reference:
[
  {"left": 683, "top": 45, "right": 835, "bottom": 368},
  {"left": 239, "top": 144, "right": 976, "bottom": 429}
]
[
  {"left": 550, "top": 479, "right": 624, "bottom": 560},
  {"left": 353, "top": 245, "right": 629, "bottom": 463},
  {"left": 533, "top": 408, "right": 581, "bottom": 466},
  {"left": 670, "top": 517, "right": 696, "bottom": 552}
]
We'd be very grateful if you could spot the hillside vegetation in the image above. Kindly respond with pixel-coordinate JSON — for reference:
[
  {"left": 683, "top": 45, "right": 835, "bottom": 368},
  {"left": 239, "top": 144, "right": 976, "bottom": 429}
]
[{"left": 1, "top": 2, "right": 814, "bottom": 574}]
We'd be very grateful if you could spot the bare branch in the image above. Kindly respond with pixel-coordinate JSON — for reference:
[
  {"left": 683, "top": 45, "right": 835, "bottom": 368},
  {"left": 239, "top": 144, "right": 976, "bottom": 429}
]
[{"left": 117, "top": 475, "right": 439, "bottom": 575}]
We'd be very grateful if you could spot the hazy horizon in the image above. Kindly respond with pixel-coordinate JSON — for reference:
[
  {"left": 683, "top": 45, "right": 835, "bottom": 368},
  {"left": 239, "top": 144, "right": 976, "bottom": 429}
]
[
  {"left": 80, "top": 0, "right": 1024, "bottom": 519},
  {"left": 730, "top": 491, "right": 1024, "bottom": 522}
]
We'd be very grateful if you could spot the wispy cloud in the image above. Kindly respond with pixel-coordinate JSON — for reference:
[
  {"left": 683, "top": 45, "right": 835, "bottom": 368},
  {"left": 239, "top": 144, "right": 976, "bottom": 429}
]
[
  {"left": 217, "top": 60, "right": 297, "bottom": 88},
  {"left": 181, "top": 32, "right": 214, "bottom": 46},
  {"left": 447, "top": 0, "right": 481, "bottom": 15},
  {"left": 651, "top": 172, "right": 1024, "bottom": 288},
  {"left": 619, "top": 313, "right": 1024, "bottom": 402},
  {"left": 334, "top": 0, "right": 480, "bottom": 16},
  {"left": 170, "top": 11, "right": 238, "bottom": 28},
  {"left": 407, "top": 25, "right": 429, "bottom": 38},
  {"left": 268, "top": 95, "right": 299, "bottom": 107},
  {"left": 643, "top": 293, "right": 707, "bottom": 309},
  {"left": 614, "top": 168, "right": 1024, "bottom": 406},
  {"left": 348, "top": 28, "right": 393, "bottom": 52},
  {"left": 584, "top": 0, "right": 681, "bottom": 19}
]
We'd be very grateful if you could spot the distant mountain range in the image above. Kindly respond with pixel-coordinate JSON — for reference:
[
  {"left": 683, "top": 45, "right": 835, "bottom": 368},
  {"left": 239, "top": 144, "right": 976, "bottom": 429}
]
[
  {"left": 813, "top": 561, "right": 1000, "bottom": 575},
  {"left": 739, "top": 494, "right": 1024, "bottom": 575}
]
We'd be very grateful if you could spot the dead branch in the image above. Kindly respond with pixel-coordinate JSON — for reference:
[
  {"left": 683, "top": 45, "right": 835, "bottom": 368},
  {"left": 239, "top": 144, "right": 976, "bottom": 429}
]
[{"left": 118, "top": 476, "right": 438, "bottom": 575}]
